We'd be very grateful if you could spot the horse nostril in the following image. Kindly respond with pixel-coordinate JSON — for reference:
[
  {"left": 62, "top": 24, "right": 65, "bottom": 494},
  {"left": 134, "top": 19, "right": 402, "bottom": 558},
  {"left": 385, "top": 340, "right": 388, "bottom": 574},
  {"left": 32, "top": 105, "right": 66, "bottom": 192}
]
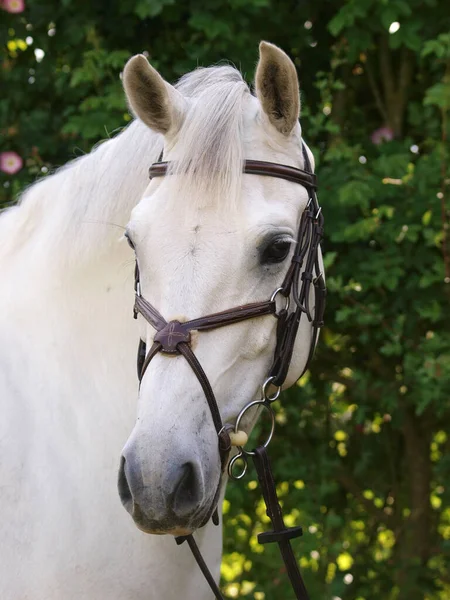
[
  {"left": 172, "top": 462, "right": 202, "bottom": 517},
  {"left": 176, "top": 463, "right": 196, "bottom": 498},
  {"left": 118, "top": 456, "right": 133, "bottom": 511}
]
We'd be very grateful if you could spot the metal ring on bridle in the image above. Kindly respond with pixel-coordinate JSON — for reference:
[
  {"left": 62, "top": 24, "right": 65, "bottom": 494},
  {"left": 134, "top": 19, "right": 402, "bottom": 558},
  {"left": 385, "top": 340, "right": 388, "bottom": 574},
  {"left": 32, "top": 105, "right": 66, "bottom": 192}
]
[
  {"left": 261, "top": 375, "right": 281, "bottom": 402},
  {"left": 270, "top": 287, "right": 290, "bottom": 314},
  {"left": 228, "top": 451, "right": 248, "bottom": 480},
  {"left": 234, "top": 399, "right": 275, "bottom": 456}
]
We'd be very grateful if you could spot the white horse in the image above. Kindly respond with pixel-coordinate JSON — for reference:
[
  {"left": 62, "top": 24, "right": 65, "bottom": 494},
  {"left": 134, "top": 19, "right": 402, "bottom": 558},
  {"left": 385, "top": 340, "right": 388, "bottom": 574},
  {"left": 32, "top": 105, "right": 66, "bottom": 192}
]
[{"left": 0, "top": 42, "right": 318, "bottom": 599}]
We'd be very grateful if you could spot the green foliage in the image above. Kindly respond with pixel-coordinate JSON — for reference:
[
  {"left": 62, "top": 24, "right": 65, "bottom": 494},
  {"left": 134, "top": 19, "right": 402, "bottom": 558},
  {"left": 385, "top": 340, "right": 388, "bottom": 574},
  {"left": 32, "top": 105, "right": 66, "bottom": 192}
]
[{"left": 1, "top": 0, "right": 450, "bottom": 598}]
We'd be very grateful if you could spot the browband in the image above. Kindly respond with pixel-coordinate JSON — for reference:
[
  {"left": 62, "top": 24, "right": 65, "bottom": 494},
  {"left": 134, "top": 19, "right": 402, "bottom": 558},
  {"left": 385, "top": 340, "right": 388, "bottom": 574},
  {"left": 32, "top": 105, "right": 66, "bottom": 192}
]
[{"left": 149, "top": 159, "right": 317, "bottom": 189}]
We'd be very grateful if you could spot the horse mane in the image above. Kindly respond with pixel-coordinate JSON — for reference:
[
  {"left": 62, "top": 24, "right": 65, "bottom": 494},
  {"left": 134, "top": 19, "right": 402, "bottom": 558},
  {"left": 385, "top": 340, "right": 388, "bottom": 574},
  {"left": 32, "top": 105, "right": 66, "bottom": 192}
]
[{"left": 0, "top": 64, "right": 250, "bottom": 265}]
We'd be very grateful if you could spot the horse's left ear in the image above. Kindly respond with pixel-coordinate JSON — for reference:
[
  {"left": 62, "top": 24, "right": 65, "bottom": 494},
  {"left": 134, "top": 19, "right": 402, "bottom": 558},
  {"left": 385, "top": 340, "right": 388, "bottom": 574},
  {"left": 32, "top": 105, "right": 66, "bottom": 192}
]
[{"left": 255, "top": 41, "right": 300, "bottom": 136}]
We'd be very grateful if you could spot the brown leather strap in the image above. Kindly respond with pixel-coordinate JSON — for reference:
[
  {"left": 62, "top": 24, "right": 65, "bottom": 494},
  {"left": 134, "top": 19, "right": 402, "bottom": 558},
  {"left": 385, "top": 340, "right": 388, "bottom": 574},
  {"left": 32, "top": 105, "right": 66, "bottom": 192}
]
[
  {"left": 267, "top": 144, "right": 325, "bottom": 386},
  {"left": 149, "top": 159, "right": 317, "bottom": 189},
  {"left": 177, "top": 342, "right": 223, "bottom": 436},
  {"left": 134, "top": 297, "right": 276, "bottom": 340},
  {"left": 175, "top": 535, "right": 225, "bottom": 600},
  {"left": 182, "top": 300, "right": 276, "bottom": 331},
  {"left": 139, "top": 341, "right": 161, "bottom": 383},
  {"left": 242, "top": 160, "right": 317, "bottom": 188},
  {"left": 134, "top": 294, "right": 167, "bottom": 331},
  {"left": 252, "top": 446, "right": 310, "bottom": 600}
]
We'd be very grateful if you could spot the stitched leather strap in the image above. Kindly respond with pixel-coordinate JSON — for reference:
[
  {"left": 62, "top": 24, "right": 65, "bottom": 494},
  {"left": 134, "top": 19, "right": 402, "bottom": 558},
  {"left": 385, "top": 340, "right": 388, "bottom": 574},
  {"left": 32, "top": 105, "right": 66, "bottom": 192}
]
[
  {"left": 133, "top": 294, "right": 276, "bottom": 420},
  {"left": 149, "top": 159, "right": 317, "bottom": 189},
  {"left": 134, "top": 294, "right": 167, "bottom": 331},
  {"left": 183, "top": 300, "right": 276, "bottom": 331},
  {"left": 177, "top": 342, "right": 223, "bottom": 436},
  {"left": 134, "top": 296, "right": 276, "bottom": 342}
]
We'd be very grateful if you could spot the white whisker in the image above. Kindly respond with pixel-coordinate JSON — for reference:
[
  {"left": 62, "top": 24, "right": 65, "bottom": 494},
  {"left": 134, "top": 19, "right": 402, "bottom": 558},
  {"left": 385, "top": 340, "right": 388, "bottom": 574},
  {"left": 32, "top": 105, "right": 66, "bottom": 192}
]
[{"left": 82, "top": 220, "right": 127, "bottom": 231}]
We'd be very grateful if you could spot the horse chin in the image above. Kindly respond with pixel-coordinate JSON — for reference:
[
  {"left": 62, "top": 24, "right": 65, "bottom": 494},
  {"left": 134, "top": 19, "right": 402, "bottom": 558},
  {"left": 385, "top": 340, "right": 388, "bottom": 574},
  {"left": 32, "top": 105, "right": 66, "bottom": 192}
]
[
  {"left": 130, "top": 502, "right": 210, "bottom": 536},
  {"left": 135, "top": 522, "right": 194, "bottom": 537}
]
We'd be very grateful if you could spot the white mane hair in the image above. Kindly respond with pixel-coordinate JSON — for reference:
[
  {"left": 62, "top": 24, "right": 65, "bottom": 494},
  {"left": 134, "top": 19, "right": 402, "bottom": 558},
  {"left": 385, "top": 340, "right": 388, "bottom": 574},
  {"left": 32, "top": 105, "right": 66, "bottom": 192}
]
[
  {"left": 0, "top": 122, "right": 162, "bottom": 267},
  {"left": 170, "top": 66, "right": 250, "bottom": 209},
  {"left": 0, "top": 64, "right": 250, "bottom": 267}
]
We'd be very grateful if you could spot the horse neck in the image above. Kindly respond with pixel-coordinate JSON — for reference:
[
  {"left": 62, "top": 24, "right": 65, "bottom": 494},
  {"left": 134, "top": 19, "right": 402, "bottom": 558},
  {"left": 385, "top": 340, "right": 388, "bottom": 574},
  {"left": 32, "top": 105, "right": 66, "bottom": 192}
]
[
  {"left": 1, "top": 120, "right": 159, "bottom": 348},
  {"left": 2, "top": 120, "right": 160, "bottom": 272}
]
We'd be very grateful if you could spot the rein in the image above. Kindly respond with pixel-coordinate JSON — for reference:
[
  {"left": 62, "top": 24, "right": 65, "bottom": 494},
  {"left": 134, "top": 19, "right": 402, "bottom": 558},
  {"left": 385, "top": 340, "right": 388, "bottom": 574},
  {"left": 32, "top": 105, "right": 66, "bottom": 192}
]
[{"left": 132, "top": 143, "right": 325, "bottom": 599}]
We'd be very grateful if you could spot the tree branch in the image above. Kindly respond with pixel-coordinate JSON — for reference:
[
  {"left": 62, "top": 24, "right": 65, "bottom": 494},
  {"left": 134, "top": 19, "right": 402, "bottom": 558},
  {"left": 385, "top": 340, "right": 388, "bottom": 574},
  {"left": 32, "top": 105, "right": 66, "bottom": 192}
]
[
  {"left": 401, "top": 408, "right": 433, "bottom": 564},
  {"left": 440, "top": 59, "right": 450, "bottom": 280},
  {"left": 379, "top": 33, "right": 396, "bottom": 108},
  {"left": 366, "top": 56, "right": 389, "bottom": 123},
  {"left": 394, "top": 47, "right": 415, "bottom": 137},
  {"left": 377, "top": 34, "right": 416, "bottom": 137}
]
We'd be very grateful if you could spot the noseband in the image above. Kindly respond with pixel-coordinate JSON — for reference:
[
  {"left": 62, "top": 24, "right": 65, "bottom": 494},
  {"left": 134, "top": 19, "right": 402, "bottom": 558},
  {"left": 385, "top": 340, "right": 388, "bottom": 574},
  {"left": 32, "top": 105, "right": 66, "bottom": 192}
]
[{"left": 132, "top": 142, "right": 325, "bottom": 600}]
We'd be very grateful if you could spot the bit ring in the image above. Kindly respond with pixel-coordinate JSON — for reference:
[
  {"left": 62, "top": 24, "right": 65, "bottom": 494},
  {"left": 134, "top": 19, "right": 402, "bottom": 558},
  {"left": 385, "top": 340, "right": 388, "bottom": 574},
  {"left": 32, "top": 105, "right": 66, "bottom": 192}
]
[
  {"left": 228, "top": 451, "right": 248, "bottom": 480},
  {"left": 262, "top": 376, "right": 281, "bottom": 403},
  {"left": 234, "top": 400, "right": 275, "bottom": 456}
]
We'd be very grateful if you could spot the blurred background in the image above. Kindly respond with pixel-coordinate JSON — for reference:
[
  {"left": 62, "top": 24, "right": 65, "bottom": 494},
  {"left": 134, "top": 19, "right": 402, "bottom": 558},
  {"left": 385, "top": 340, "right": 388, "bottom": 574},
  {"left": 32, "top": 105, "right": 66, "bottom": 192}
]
[{"left": 1, "top": 1, "right": 449, "bottom": 598}]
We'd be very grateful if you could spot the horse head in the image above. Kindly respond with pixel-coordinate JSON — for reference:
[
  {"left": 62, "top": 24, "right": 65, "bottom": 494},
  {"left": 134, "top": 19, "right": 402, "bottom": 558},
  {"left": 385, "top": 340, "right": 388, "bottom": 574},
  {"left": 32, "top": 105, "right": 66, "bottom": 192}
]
[{"left": 117, "top": 42, "right": 320, "bottom": 536}]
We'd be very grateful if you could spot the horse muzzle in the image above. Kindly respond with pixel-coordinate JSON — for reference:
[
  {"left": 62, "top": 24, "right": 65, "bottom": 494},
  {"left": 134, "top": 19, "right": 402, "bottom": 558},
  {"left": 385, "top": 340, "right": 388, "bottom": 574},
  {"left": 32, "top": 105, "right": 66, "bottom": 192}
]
[{"left": 117, "top": 446, "right": 219, "bottom": 534}]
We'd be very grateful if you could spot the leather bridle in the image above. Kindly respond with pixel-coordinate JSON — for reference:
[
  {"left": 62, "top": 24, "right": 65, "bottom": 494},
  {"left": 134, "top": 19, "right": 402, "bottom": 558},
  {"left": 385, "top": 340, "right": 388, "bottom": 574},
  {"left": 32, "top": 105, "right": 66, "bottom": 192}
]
[{"left": 131, "top": 142, "right": 325, "bottom": 600}]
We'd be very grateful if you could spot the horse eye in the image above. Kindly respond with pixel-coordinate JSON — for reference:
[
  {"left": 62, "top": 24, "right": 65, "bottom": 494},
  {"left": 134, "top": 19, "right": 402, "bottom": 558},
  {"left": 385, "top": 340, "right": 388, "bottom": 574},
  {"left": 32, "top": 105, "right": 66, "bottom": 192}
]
[
  {"left": 124, "top": 233, "right": 135, "bottom": 250},
  {"left": 261, "top": 238, "right": 292, "bottom": 264}
]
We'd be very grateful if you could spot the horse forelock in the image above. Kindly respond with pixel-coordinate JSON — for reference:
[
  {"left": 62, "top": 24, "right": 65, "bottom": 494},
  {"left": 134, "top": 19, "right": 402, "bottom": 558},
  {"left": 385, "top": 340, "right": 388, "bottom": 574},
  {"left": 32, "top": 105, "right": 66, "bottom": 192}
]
[{"left": 165, "top": 66, "right": 251, "bottom": 210}]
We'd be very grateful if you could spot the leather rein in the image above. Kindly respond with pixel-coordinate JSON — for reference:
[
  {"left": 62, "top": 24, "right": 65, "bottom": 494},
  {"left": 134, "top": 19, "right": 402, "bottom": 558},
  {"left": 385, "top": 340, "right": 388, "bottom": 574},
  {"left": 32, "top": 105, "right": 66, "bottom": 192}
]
[{"left": 132, "top": 143, "right": 325, "bottom": 600}]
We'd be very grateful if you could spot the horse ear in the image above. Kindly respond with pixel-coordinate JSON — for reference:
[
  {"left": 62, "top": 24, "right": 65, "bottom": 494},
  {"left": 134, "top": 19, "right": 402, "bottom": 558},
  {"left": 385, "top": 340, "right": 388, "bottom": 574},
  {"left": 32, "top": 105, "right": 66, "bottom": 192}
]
[
  {"left": 123, "top": 54, "right": 185, "bottom": 135},
  {"left": 255, "top": 41, "right": 300, "bottom": 136}
]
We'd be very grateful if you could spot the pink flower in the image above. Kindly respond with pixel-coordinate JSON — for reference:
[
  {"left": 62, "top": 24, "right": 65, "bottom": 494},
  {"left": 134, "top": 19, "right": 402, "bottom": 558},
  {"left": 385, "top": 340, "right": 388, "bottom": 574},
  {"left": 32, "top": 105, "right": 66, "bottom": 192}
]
[
  {"left": 0, "top": 151, "right": 23, "bottom": 174},
  {"left": 1, "top": 0, "right": 25, "bottom": 13},
  {"left": 371, "top": 126, "right": 394, "bottom": 145}
]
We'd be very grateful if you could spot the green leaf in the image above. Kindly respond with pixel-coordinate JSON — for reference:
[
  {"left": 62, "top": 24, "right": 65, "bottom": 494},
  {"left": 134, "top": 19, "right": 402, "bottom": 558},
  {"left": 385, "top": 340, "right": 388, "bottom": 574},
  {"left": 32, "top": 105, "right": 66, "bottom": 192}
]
[
  {"left": 424, "top": 82, "right": 450, "bottom": 110},
  {"left": 134, "top": 0, "right": 174, "bottom": 19},
  {"left": 338, "top": 180, "right": 374, "bottom": 210},
  {"left": 422, "top": 210, "right": 432, "bottom": 226},
  {"left": 417, "top": 300, "right": 442, "bottom": 322},
  {"left": 422, "top": 33, "right": 450, "bottom": 59}
]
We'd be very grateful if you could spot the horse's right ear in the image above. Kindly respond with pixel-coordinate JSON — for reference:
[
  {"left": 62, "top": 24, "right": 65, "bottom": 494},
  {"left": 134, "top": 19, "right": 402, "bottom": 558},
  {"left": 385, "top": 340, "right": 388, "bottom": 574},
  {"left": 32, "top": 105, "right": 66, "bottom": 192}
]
[{"left": 123, "top": 54, "right": 186, "bottom": 135}]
